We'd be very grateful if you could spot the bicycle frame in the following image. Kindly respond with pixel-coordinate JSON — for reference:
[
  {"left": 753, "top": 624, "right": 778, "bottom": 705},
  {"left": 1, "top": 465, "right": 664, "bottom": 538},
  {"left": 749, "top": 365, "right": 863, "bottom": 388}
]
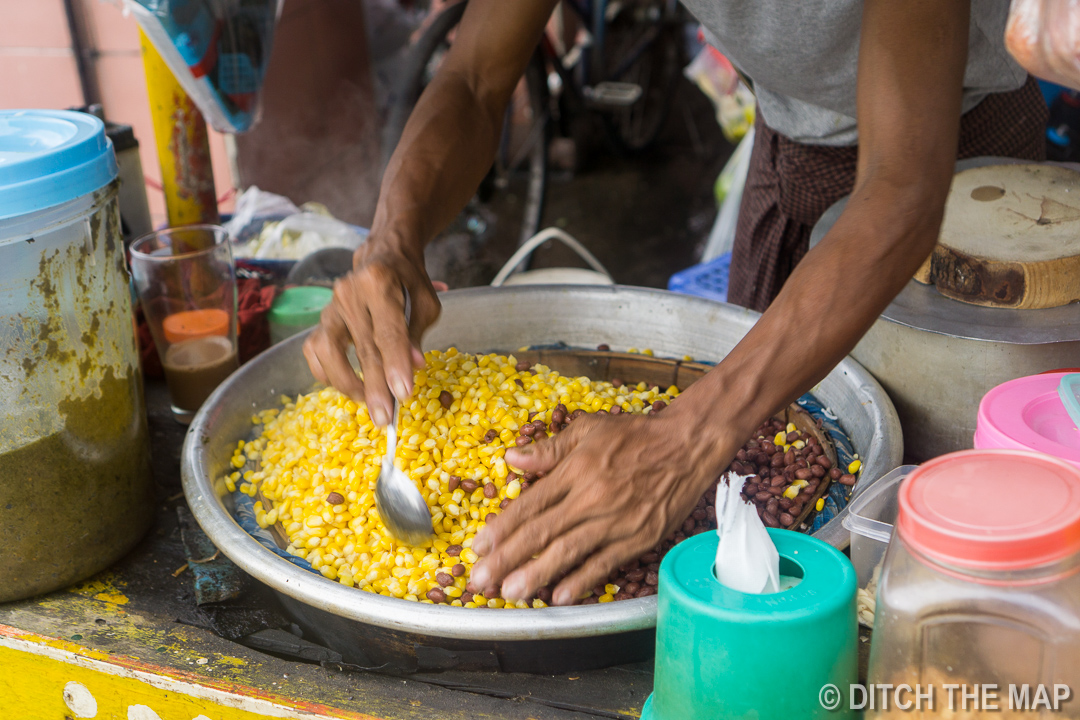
[{"left": 543, "top": 0, "right": 679, "bottom": 96}]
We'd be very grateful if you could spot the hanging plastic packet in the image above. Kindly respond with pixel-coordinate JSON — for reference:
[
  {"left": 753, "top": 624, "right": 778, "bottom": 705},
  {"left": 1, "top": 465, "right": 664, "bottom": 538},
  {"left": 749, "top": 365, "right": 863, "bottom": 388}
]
[
  {"left": 713, "top": 472, "right": 780, "bottom": 594},
  {"left": 1005, "top": 0, "right": 1080, "bottom": 91},
  {"left": 123, "top": 0, "right": 284, "bottom": 133}
]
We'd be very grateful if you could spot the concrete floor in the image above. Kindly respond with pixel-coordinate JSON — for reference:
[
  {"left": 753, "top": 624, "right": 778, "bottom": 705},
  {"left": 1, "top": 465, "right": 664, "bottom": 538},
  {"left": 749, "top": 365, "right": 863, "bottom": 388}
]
[{"left": 425, "top": 77, "right": 734, "bottom": 291}]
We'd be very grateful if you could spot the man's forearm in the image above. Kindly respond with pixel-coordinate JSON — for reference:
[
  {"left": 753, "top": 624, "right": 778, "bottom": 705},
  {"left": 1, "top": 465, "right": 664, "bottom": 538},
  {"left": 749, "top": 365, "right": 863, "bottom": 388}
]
[
  {"left": 671, "top": 180, "right": 944, "bottom": 466},
  {"left": 367, "top": 71, "right": 506, "bottom": 260}
]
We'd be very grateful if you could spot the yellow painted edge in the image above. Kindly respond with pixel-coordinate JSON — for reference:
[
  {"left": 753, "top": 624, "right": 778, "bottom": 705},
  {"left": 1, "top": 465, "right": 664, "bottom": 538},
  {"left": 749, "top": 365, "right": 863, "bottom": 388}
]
[{"left": 0, "top": 624, "right": 381, "bottom": 720}]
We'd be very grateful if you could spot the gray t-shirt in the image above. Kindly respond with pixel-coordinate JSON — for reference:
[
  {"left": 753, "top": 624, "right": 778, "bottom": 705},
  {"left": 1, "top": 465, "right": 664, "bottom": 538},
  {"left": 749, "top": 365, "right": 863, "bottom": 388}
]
[{"left": 683, "top": 0, "right": 1028, "bottom": 146}]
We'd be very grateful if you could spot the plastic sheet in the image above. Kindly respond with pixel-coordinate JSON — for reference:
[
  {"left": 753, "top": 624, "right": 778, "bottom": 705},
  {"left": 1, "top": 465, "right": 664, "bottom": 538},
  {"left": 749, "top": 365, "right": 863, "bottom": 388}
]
[
  {"left": 123, "top": 0, "right": 283, "bottom": 133},
  {"left": 1006, "top": 0, "right": 1080, "bottom": 91}
]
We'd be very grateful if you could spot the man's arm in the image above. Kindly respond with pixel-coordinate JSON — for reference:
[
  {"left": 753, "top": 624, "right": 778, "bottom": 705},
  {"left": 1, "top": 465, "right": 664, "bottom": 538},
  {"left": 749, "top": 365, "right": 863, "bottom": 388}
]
[
  {"left": 304, "top": 0, "right": 558, "bottom": 426},
  {"left": 471, "top": 0, "right": 970, "bottom": 604}
]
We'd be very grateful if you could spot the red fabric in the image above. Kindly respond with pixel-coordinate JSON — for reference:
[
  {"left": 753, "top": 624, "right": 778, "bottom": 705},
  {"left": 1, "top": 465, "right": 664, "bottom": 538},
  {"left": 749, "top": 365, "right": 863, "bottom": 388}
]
[
  {"left": 136, "top": 278, "right": 278, "bottom": 377},
  {"left": 237, "top": 278, "right": 278, "bottom": 364}
]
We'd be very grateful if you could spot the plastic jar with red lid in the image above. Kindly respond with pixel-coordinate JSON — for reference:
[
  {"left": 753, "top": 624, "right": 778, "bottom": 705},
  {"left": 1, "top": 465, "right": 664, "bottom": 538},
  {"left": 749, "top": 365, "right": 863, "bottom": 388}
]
[{"left": 867, "top": 449, "right": 1080, "bottom": 716}]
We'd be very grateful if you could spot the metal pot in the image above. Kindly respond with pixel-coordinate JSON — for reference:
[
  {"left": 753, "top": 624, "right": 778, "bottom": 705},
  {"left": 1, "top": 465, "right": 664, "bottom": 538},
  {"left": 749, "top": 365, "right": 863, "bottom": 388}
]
[
  {"left": 181, "top": 285, "right": 901, "bottom": 673},
  {"left": 810, "top": 158, "right": 1080, "bottom": 462}
]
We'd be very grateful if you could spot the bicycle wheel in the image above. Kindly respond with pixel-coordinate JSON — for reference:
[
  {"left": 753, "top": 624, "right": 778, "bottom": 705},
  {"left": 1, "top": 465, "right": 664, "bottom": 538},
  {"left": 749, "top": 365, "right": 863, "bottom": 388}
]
[
  {"left": 385, "top": 0, "right": 548, "bottom": 254},
  {"left": 601, "top": 0, "right": 683, "bottom": 154}
]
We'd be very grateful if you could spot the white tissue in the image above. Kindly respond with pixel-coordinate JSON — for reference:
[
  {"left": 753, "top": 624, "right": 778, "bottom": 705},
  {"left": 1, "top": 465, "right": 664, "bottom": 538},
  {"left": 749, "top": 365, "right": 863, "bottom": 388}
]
[{"left": 714, "top": 472, "right": 780, "bottom": 594}]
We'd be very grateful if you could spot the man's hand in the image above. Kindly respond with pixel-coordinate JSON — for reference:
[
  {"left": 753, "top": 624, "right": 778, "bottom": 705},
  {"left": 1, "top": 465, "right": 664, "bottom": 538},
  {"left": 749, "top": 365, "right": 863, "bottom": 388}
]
[
  {"left": 302, "top": 241, "right": 441, "bottom": 426},
  {"left": 469, "top": 408, "right": 739, "bottom": 605}
]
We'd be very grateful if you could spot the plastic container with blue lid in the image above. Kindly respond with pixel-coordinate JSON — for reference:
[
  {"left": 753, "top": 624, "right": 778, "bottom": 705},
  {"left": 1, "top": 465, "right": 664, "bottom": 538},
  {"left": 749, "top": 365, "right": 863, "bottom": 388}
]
[
  {"left": 0, "top": 109, "right": 153, "bottom": 602},
  {"left": 0, "top": 109, "right": 118, "bottom": 220}
]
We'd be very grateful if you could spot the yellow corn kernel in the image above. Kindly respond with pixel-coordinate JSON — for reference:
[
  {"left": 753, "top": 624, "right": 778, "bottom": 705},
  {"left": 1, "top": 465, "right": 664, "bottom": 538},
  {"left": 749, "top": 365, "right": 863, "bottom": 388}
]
[
  {"left": 774, "top": 432, "right": 786, "bottom": 446},
  {"left": 815, "top": 498, "right": 825, "bottom": 512},
  {"left": 598, "top": 593, "right": 615, "bottom": 603},
  {"left": 604, "top": 584, "right": 619, "bottom": 595},
  {"left": 782, "top": 485, "right": 800, "bottom": 500},
  {"left": 848, "top": 459, "right": 862, "bottom": 474},
  {"left": 239, "top": 346, "right": 682, "bottom": 607}
]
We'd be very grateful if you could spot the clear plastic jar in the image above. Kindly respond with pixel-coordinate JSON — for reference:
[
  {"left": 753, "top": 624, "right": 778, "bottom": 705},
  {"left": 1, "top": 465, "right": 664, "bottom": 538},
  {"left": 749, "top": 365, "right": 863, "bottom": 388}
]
[{"left": 868, "top": 450, "right": 1080, "bottom": 717}]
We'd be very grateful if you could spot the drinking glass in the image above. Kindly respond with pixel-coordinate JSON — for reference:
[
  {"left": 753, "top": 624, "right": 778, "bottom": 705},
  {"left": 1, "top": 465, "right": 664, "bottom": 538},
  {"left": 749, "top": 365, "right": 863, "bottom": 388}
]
[{"left": 130, "top": 225, "right": 238, "bottom": 423}]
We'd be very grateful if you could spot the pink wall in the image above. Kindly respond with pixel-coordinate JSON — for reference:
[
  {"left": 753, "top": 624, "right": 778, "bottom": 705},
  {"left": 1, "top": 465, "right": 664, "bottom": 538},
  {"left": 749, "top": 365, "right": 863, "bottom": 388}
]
[{"left": 0, "top": 0, "right": 235, "bottom": 225}]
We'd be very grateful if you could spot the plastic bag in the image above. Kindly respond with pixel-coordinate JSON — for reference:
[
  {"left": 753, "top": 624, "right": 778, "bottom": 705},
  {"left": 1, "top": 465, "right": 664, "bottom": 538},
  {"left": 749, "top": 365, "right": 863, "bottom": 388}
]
[
  {"left": 223, "top": 185, "right": 301, "bottom": 241},
  {"left": 1006, "top": 0, "right": 1080, "bottom": 91},
  {"left": 123, "top": 0, "right": 284, "bottom": 133},
  {"left": 714, "top": 472, "right": 780, "bottom": 594},
  {"left": 703, "top": 126, "right": 754, "bottom": 262}
]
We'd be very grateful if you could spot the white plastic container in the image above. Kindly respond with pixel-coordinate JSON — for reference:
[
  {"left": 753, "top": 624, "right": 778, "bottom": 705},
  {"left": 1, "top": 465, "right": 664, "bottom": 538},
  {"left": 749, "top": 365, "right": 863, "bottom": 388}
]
[
  {"left": 0, "top": 110, "right": 154, "bottom": 601},
  {"left": 842, "top": 466, "right": 916, "bottom": 587}
]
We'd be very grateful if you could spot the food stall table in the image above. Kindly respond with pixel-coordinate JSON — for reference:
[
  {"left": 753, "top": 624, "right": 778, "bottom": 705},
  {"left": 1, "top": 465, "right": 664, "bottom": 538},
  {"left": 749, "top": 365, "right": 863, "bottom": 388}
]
[{"left": 0, "top": 380, "right": 870, "bottom": 718}]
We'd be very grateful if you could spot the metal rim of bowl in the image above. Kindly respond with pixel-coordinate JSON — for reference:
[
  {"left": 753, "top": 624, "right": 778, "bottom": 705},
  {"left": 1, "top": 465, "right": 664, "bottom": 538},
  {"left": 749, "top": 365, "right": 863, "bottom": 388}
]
[{"left": 181, "top": 285, "right": 900, "bottom": 641}]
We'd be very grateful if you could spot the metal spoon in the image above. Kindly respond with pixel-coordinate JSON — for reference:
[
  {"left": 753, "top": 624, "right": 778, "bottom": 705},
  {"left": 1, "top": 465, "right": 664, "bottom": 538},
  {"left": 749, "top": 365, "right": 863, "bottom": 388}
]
[{"left": 375, "top": 399, "right": 434, "bottom": 545}]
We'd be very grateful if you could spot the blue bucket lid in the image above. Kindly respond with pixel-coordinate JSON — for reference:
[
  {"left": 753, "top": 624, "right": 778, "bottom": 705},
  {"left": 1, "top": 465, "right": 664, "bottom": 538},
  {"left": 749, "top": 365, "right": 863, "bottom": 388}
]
[{"left": 0, "top": 109, "right": 119, "bottom": 221}]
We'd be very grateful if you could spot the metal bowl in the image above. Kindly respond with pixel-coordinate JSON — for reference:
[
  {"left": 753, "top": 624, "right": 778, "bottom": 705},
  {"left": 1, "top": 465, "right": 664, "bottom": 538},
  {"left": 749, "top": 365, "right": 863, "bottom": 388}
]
[{"left": 181, "top": 286, "right": 902, "bottom": 673}]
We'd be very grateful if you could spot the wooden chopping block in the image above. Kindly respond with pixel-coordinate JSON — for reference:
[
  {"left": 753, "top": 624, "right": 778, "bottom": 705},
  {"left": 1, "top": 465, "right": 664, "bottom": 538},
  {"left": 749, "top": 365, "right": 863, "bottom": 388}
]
[{"left": 913, "top": 164, "right": 1080, "bottom": 309}]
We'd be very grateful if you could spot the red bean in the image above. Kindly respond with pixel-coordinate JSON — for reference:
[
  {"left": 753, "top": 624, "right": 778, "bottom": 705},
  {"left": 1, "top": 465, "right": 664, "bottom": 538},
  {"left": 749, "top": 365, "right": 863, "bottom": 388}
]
[
  {"left": 483, "top": 483, "right": 497, "bottom": 499},
  {"left": 515, "top": 435, "right": 532, "bottom": 446},
  {"left": 645, "top": 571, "right": 659, "bottom": 586},
  {"left": 446, "top": 545, "right": 462, "bottom": 557},
  {"left": 520, "top": 424, "right": 536, "bottom": 437},
  {"left": 636, "top": 585, "right": 657, "bottom": 598},
  {"left": 811, "top": 464, "right": 826, "bottom": 478},
  {"left": 641, "top": 552, "right": 659, "bottom": 564},
  {"left": 485, "top": 513, "right": 498, "bottom": 523},
  {"left": 839, "top": 474, "right": 857, "bottom": 486},
  {"left": 815, "top": 455, "right": 833, "bottom": 470},
  {"left": 651, "top": 401, "right": 667, "bottom": 413},
  {"left": 829, "top": 467, "right": 843, "bottom": 480},
  {"left": 448, "top": 476, "right": 461, "bottom": 491},
  {"left": 461, "top": 591, "right": 474, "bottom": 604},
  {"left": 461, "top": 479, "right": 478, "bottom": 492},
  {"left": 500, "top": 499, "right": 511, "bottom": 509},
  {"left": 427, "top": 588, "right": 447, "bottom": 603},
  {"left": 326, "top": 492, "right": 344, "bottom": 506},
  {"left": 436, "top": 572, "right": 453, "bottom": 587},
  {"left": 452, "top": 563, "right": 466, "bottom": 577},
  {"left": 482, "top": 429, "right": 498, "bottom": 443},
  {"left": 624, "top": 581, "right": 642, "bottom": 595},
  {"left": 537, "top": 587, "right": 553, "bottom": 603},
  {"left": 597, "top": 343, "right": 611, "bottom": 351},
  {"left": 516, "top": 360, "right": 531, "bottom": 372},
  {"left": 439, "top": 391, "right": 453, "bottom": 409},
  {"left": 780, "top": 513, "right": 795, "bottom": 527},
  {"left": 625, "top": 568, "right": 646, "bottom": 583}
]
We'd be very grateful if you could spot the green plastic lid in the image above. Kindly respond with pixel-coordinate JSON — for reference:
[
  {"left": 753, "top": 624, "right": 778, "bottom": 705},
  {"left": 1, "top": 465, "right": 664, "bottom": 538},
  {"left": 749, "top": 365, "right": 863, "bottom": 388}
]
[{"left": 269, "top": 286, "right": 333, "bottom": 327}]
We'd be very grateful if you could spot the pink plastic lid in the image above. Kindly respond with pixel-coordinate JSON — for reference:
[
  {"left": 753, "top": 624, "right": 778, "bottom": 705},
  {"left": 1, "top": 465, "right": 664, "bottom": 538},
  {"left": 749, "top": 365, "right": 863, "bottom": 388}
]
[
  {"left": 898, "top": 450, "right": 1080, "bottom": 571},
  {"left": 974, "top": 373, "right": 1080, "bottom": 472}
]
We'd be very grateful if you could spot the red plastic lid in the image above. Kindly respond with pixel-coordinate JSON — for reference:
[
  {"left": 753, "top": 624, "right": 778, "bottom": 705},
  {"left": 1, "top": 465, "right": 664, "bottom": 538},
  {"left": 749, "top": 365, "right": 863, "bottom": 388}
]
[{"left": 898, "top": 449, "right": 1080, "bottom": 571}]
